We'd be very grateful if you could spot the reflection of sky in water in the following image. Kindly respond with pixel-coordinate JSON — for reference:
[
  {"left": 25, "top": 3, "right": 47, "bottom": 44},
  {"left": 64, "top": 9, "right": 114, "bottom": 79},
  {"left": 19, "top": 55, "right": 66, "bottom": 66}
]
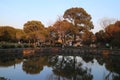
[
  {"left": 0, "top": 62, "right": 53, "bottom": 80},
  {"left": 81, "top": 59, "right": 110, "bottom": 80},
  {"left": 0, "top": 56, "right": 119, "bottom": 80},
  {"left": 0, "top": 62, "right": 23, "bottom": 80}
]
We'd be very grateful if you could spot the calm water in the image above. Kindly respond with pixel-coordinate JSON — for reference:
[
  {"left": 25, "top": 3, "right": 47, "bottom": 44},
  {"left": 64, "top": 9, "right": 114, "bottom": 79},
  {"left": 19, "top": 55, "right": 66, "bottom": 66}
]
[{"left": 0, "top": 54, "right": 120, "bottom": 80}]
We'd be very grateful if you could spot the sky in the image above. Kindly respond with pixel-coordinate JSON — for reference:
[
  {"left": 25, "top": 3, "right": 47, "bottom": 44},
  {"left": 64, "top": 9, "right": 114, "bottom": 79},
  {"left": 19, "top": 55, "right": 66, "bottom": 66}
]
[{"left": 0, "top": 0, "right": 120, "bottom": 33}]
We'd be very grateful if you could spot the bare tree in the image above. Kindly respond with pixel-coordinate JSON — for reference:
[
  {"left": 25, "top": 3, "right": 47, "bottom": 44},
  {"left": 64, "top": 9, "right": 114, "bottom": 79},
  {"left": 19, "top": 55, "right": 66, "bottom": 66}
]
[{"left": 99, "top": 17, "right": 117, "bottom": 31}]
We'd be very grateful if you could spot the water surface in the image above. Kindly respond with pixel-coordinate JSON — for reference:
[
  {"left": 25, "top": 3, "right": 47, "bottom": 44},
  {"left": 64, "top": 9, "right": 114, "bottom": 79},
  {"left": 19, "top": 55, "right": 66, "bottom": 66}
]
[{"left": 0, "top": 54, "right": 120, "bottom": 80}]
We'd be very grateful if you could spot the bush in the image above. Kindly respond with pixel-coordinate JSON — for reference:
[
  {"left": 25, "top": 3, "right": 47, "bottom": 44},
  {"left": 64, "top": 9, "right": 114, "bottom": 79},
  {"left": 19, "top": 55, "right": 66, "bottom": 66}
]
[
  {"left": 2, "top": 44, "right": 10, "bottom": 48},
  {"left": 54, "top": 42, "right": 62, "bottom": 47},
  {"left": 16, "top": 44, "right": 23, "bottom": 48},
  {"left": 23, "top": 44, "right": 29, "bottom": 48},
  {"left": 1, "top": 43, "right": 16, "bottom": 48}
]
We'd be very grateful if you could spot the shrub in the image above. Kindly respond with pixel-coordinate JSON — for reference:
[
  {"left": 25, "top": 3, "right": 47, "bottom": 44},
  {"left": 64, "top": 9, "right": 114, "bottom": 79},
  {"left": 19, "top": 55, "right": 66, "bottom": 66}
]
[
  {"left": 1, "top": 43, "right": 16, "bottom": 48},
  {"left": 54, "top": 42, "right": 62, "bottom": 47},
  {"left": 16, "top": 44, "right": 23, "bottom": 48},
  {"left": 23, "top": 44, "right": 29, "bottom": 48}
]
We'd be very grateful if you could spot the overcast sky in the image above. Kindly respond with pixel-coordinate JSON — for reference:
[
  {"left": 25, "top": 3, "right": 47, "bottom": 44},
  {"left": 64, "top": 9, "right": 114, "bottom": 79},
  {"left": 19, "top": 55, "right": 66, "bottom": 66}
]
[{"left": 0, "top": 0, "right": 120, "bottom": 33}]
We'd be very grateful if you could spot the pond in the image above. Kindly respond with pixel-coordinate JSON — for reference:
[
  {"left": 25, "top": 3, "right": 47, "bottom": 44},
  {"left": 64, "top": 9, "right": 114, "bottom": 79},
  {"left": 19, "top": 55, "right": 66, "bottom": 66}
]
[{"left": 0, "top": 53, "right": 120, "bottom": 80}]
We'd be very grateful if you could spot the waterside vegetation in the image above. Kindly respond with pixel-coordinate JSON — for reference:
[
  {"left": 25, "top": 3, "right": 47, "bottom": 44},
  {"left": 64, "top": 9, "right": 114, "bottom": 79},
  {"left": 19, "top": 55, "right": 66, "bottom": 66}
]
[{"left": 0, "top": 7, "right": 120, "bottom": 49}]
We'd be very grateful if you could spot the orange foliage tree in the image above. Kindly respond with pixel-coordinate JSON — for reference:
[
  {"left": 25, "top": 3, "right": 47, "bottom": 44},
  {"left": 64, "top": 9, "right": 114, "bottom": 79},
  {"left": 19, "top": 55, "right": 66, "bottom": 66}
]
[
  {"left": 52, "top": 19, "right": 74, "bottom": 45},
  {"left": 105, "top": 21, "right": 120, "bottom": 47},
  {"left": 23, "top": 20, "right": 48, "bottom": 45},
  {"left": 63, "top": 7, "right": 94, "bottom": 42}
]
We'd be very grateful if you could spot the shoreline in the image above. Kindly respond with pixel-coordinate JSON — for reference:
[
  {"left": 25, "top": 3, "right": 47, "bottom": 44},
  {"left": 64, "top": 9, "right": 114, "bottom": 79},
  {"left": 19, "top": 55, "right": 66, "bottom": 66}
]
[{"left": 0, "top": 47, "right": 120, "bottom": 56}]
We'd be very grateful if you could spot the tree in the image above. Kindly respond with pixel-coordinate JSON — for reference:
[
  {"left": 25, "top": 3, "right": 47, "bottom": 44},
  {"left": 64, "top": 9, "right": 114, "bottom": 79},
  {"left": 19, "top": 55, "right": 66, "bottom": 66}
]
[
  {"left": 23, "top": 20, "right": 44, "bottom": 33},
  {"left": 95, "top": 30, "right": 109, "bottom": 46},
  {"left": 0, "top": 26, "right": 16, "bottom": 42},
  {"left": 95, "top": 20, "right": 120, "bottom": 48},
  {"left": 105, "top": 21, "right": 120, "bottom": 48},
  {"left": 82, "top": 30, "right": 94, "bottom": 46},
  {"left": 63, "top": 7, "right": 94, "bottom": 31},
  {"left": 23, "top": 20, "right": 48, "bottom": 45},
  {"left": 105, "top": 21, "right": 120, "bottom": 36},
  {"left": 100, "top": 17, "right": 117, "bottom": 31},
  {"left": 47, "top": 26, "right": 59, "bottom": 46},
  {"left": 15, "top": 29, "right": 26, "bottom": 43},
  {"left": 52, "top": 19, "right": 73, "bottom": 45},
  {"left": 63, "top": 7, "right": 94, "bottom": 42}
]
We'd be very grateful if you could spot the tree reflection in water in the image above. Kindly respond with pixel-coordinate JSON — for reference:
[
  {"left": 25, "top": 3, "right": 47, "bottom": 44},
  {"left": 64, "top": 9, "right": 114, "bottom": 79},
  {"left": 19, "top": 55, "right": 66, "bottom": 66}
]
[
  {"left": 0, "top": 51, "right": 120, "bottom": 80},
  {"left": 48, "top": 54, "right": 120, "bottom": 80},
  {"left": 0, "top": 77, "right": 10, "bottom": 80},
  {"left": 104, "top": 55, "right": 120, "bottom": 80},
  {"left": 48, "top": 55, "right": 93, "bottom": 80},
  {"left": 22, "top": 56, "right": 50, "bottom": 74},
  {"left": 0, "top": 59, "right": 22, "bottom": 68}
]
